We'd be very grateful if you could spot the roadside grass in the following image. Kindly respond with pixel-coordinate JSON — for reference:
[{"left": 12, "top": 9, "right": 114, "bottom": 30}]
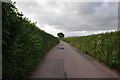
[{"left": 63, "top": 31, "right": 120, "bottom": 72}]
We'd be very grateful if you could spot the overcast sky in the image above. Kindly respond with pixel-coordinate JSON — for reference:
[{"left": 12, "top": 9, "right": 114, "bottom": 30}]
[{"left": 11, "top": 0, "right": 118, "bottom": 37}]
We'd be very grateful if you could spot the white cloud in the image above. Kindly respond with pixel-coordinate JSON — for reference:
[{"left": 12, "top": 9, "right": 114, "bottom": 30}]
[{"left": 40, "top": 24, "right": 62, "bottom": 37}]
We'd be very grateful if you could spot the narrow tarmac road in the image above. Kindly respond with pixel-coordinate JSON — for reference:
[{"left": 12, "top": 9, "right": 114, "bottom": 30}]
[{"left": 29, "top": 41, "right": 119, "bottom": 79}]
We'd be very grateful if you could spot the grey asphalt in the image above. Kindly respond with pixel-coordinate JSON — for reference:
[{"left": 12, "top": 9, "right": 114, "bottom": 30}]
[{"left": 29, "top": 41, "right": 119, "bottom": 79}]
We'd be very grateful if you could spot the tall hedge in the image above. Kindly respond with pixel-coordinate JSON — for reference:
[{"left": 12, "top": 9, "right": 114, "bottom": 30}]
[
  {"left": 63, "top": 31, "right": 120, "bottom": 72},
  {"left": 2, "top": 2, "right": 59, "bottom": 80}
]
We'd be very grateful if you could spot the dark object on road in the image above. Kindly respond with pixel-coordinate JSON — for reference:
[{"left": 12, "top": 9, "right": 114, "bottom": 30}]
[{"left": 59, "top": 46, "right": 64, "bottom": 49}]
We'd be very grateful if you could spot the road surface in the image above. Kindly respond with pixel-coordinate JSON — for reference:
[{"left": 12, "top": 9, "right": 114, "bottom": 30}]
[{"left": 29, "top": 41, "right": 119, "bottom": 79}]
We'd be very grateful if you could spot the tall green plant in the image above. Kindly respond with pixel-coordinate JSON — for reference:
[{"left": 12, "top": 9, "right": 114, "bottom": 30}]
[
  {"left": 2, "top": 2, "right": 59, "bottom": 80},
  {"left": 63, "top": 31, "right": 120, "bottom": 72}
]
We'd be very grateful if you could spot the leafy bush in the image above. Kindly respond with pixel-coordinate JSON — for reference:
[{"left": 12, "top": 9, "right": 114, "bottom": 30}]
[
  {"left": 2, "top": 2, "right": 59, "bottom": 80},
  {"left": 63, "top": 31, "right": 120, "bottom": 72}
]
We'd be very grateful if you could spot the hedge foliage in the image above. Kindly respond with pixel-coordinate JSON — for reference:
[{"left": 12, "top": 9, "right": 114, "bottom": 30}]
[
  {"left": 2, "top": 2, "right": 59, "bottom": 80},
  {"left": 63, "top": 31, "right": 120, "bottom": 72}
]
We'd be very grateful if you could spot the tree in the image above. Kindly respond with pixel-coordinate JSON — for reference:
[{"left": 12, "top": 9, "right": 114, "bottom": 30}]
[{"left": 57, "top": 32, "right": 64, "bottom": 38}]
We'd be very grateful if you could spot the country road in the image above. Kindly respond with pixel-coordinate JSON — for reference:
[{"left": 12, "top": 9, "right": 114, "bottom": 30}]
[{"left": 29, "top": 41, "right": 119, "bottom": 79}]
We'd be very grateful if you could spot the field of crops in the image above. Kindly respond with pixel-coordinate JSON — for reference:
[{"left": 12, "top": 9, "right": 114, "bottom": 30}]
[
  {"left": 2, "top": 2, "right": 59, "bottom": 80},
  {"left": 63, "top": 31, "right": 120, "bottom": 72}
]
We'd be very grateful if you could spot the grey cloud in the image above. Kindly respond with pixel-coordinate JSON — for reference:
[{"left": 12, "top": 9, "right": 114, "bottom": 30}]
[
  {"left": 16, "top": 2, "right": 118, "bottom": 31},
  {"left": 118, "top": 2, "right": 120, "bottom": 30}
]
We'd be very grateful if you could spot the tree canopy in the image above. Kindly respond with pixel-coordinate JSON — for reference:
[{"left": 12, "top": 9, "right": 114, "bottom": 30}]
[{"left": 57, "top": 32, "right": 64, "bottom": 38}]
